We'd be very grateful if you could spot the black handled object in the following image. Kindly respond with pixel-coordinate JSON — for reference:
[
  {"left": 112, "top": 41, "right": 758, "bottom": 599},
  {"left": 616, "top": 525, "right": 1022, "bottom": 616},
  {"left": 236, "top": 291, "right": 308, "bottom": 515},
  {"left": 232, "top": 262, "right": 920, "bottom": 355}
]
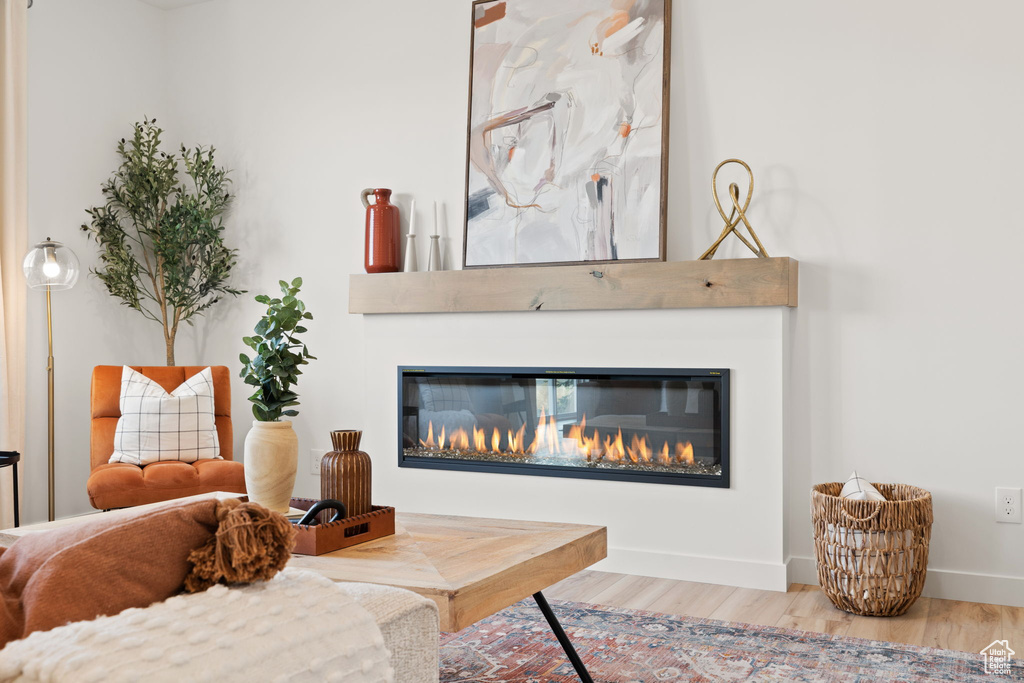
[{"left": 296, "top": 499, "right": 347, "bottom": 526}]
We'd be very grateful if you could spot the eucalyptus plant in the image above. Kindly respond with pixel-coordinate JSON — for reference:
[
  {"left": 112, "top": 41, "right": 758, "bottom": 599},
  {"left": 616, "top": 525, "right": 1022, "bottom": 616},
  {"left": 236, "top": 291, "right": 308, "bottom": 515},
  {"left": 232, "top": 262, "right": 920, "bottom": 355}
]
[
  {"left": 239, "top": 278, "right": 316, "bottom": 422},
  {"left": 81, "top": 118, "right": 242, "bottom": 366}
]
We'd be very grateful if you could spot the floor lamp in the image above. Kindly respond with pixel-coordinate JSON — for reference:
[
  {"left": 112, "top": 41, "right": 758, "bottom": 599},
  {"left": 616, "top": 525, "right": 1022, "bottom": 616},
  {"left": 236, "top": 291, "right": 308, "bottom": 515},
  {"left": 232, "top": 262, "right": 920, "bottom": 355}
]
[{"left": 23, "top": 238, "right": 79, "bottom": 521}]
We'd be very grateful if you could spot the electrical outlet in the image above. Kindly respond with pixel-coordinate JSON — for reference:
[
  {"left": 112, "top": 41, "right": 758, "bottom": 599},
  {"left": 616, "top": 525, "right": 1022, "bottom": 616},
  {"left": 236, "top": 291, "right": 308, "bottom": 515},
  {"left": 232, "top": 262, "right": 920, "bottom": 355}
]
[
  {"left": 995, "top": 487, "right": 1022, "bottom": 523},
  {"left": 310, "top": 448, "right": 328, "bottom": 475}
]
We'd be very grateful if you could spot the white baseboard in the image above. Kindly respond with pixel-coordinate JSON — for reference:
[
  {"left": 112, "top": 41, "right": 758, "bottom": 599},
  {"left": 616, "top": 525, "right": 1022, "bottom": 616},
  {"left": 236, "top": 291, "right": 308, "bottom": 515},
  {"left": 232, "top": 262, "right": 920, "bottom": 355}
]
[
  {"left": 787, "top": 555, "right": 1024, "bottom": 607},
  {"left": 595, "top": 547, "right": 788, "bottom": 592}
]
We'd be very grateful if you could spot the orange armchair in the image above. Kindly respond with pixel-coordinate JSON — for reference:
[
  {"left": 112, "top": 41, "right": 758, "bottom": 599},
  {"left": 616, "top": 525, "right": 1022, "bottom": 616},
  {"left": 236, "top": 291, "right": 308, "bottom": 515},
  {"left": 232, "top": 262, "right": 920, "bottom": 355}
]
[{"left": 86, "top": 366, "right": 246, "bottom": 510}]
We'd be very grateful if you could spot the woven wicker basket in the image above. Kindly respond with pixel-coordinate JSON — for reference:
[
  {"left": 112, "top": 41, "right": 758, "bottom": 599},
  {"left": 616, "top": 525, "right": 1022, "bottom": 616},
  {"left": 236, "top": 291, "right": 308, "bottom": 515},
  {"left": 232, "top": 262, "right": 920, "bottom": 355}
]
[{"left": 811, "top": 482, "right": 933, "bottom": 617}]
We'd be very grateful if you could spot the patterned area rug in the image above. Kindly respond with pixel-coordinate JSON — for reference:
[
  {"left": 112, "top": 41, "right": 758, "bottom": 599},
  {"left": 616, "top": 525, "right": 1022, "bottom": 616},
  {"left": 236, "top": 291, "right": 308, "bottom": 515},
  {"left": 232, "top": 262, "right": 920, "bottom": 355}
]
[{"left": 439, "top": 599, "right": 995, "bottom": 682}]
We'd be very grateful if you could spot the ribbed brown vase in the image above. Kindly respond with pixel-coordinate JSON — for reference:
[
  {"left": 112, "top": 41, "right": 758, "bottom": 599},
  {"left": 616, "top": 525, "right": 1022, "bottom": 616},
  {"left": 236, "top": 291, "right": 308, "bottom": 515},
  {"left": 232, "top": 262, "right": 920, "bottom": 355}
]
[{"left": 322, "top": 430, "right": 372, "bottom": 535}]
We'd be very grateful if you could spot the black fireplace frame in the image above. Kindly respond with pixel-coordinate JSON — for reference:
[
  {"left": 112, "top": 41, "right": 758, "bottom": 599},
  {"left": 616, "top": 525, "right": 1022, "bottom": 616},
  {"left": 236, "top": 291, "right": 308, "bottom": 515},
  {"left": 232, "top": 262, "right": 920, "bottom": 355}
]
[{"left": 397, "top": 366, "right": 730, "bottom": 488}]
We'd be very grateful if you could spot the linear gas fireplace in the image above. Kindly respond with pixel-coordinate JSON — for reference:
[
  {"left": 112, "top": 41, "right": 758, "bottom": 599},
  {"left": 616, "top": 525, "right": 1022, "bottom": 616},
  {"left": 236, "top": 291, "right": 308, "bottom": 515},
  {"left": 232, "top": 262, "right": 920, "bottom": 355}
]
[{"left": 398, "top": 366, "right": 729, "bottom": 487}]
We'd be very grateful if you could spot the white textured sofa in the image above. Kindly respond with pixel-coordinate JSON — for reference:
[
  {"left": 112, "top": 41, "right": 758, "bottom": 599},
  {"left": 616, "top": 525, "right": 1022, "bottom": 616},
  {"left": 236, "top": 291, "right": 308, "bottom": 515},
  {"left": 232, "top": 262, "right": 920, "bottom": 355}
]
[{"left": 0, "top": 569, "right": 439, "bottom": 683}]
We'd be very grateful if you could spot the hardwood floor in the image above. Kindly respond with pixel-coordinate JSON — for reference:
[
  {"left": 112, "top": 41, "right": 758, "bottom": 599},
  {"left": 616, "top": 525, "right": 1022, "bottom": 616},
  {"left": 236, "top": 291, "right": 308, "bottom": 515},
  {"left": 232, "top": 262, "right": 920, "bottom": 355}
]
[{"left": 546, "top": 570, "right": 1018, "bottom": 654}]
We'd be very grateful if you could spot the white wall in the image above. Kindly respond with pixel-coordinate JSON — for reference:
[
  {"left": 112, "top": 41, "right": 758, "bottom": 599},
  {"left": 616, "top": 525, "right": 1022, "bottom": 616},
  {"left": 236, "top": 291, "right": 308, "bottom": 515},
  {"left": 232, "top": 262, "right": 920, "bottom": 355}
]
[
  {"left": 161, "top": 0, "right": 473, "bottom": 506},
  {"left": 22, "top": 0, "right": 1024, "bottom": 603},
  {"left": 24, "top": 0, "right": 168, "bottom": 520}
]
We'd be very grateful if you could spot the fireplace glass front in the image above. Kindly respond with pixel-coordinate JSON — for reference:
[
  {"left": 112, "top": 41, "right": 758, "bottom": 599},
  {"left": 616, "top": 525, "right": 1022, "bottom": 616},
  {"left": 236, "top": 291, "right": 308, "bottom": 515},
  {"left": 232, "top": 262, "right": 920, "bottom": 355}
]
[{"left": 399, "top": 366, "right": 729, "bottom": 487}]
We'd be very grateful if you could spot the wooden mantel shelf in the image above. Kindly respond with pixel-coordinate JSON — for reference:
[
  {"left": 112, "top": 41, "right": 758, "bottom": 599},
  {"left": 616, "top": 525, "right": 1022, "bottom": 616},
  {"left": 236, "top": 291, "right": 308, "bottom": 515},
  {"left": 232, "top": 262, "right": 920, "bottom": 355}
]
[{"left": 349, "top": 256, "right": 798, "bottom": 314}]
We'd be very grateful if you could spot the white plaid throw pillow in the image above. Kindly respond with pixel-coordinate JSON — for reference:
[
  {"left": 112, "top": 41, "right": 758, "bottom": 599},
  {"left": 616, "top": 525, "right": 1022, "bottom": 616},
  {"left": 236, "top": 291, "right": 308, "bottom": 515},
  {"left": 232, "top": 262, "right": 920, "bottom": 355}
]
[
  {"left": 109, "top": 366, "right": 222, "bottom": 466},
  {"left": 839, "top": 470, "right": 886, "bottom": 502}
]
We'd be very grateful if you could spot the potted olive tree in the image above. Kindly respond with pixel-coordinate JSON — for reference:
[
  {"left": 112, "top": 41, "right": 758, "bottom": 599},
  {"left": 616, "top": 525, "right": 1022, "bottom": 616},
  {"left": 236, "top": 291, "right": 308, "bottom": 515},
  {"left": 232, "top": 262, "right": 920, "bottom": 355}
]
[
  {"left": 82, "top": 118, "right": 243, "bottom": 365},
  {"left": 238, "top": 278, "right": 316, "bottom": 512}
]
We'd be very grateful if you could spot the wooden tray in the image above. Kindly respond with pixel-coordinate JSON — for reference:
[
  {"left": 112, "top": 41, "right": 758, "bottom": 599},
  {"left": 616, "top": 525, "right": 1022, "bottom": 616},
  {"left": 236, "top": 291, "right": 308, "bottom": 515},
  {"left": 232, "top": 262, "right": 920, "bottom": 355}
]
[{"left": 289, "top": 498, "right": 395, "bottom": 556}]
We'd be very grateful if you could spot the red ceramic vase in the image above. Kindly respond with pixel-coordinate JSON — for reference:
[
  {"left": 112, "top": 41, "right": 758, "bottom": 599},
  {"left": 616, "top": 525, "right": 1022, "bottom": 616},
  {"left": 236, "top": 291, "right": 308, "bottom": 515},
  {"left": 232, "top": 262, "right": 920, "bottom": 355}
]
[{"left": 362, "top": 188, "right": 401, "bottom": 273}]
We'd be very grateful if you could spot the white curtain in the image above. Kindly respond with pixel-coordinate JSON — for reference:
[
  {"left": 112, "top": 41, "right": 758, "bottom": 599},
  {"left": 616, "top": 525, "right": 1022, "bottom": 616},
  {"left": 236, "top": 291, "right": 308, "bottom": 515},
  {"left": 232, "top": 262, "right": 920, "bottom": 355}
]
[{"left": 0, "top": 0, "right": 28, "bottom": 529}]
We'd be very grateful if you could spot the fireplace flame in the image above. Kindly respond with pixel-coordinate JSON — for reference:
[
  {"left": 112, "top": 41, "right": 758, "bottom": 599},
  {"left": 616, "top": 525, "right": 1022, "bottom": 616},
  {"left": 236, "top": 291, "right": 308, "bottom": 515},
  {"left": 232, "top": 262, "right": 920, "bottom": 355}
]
[
  {"left": 528, "top": 409, "right": 549, "bottom": 454},
  {"left": 568, "top": 421, "right": 601, "bottom": 460},
  {"left": 420, "top": 421, "right": 437, "bottom": 448},
  {"left": 626, "top": 434, "right": 651, "bottom": 463},
  {"left": 449, "top": 427, "right": 469, "bottom": 450},
  {"left": 549, "top": 415, "right": 561, "bottom": 454},
  {"left": 567, "top": 423, "right": 582, "bottom": 451},
  {"left": 499, "top": 423, "right": 526, "bottom": 454},
  {"left": 527, "top": 418, "right": 541, "bottom": 454},
  {"left": 418, "top": 414, "right": 698, "bottom": 469},
  {"left": 602, "top": 428, "right": 627, "bottom": 462}
]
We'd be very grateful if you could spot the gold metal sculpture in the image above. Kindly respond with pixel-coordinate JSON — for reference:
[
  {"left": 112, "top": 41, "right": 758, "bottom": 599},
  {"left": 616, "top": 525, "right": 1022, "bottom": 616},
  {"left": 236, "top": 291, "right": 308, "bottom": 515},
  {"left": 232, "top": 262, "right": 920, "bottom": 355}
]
[{"left": 699, "top": 158, "right": 769, "bottom": 260}]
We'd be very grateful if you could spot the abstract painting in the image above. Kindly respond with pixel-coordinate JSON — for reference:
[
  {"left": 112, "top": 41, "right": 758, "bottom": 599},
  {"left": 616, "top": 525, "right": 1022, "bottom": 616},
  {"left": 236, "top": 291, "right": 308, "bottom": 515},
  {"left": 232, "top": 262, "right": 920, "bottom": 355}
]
[{"left": 463, "top": 0, "right": 670, "bottom": 268}]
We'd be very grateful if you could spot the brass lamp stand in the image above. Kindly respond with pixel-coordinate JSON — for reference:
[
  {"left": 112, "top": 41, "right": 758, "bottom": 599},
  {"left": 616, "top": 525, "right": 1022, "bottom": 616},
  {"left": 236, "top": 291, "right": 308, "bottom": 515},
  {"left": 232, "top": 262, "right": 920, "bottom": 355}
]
[{"left": 23, "top": 238, "right": 79, "bottom": 521}]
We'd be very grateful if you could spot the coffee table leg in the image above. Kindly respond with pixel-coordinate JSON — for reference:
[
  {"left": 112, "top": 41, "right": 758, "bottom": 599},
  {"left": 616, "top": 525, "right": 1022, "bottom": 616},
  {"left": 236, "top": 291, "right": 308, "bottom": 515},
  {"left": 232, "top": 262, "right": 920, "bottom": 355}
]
[{"left": 533, "top": 591, "right": 593, "bottom": 683}]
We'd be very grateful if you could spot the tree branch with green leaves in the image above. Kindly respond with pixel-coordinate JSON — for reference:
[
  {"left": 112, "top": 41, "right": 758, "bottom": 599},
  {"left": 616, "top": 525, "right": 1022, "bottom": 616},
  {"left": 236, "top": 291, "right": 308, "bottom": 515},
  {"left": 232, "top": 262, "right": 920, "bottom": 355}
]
[
  {"left": 239, "top": 278, "right": 316, "bottom": 422},
  {"left": 81, "top": 118, "right": 243, "bottom": 365}
]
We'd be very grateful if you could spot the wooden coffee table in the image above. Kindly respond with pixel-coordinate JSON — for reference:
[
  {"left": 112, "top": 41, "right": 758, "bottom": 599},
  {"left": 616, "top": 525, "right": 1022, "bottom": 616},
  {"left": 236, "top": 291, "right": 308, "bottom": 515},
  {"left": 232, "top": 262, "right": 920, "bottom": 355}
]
[
  {"left": 290, "top": 512, "right": 606, "bottom": 681},
  {"left": 0, "top": 501, "right": 606, "bottom": 682}
]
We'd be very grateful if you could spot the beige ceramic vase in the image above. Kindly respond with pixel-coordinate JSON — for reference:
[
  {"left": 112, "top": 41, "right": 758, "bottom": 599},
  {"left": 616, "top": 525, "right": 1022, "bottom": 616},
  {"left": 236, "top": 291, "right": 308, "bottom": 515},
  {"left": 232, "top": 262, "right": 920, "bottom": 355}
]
[{"left": 244, "top": 420, "right": 298, "bottom": 513}]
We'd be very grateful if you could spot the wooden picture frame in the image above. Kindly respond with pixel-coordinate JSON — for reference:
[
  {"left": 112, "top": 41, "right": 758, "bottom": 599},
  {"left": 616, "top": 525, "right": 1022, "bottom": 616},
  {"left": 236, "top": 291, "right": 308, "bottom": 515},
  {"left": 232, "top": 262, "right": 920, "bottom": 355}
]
[{"left": 463, "top": 0, "right": 671, "bottom": 269}]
